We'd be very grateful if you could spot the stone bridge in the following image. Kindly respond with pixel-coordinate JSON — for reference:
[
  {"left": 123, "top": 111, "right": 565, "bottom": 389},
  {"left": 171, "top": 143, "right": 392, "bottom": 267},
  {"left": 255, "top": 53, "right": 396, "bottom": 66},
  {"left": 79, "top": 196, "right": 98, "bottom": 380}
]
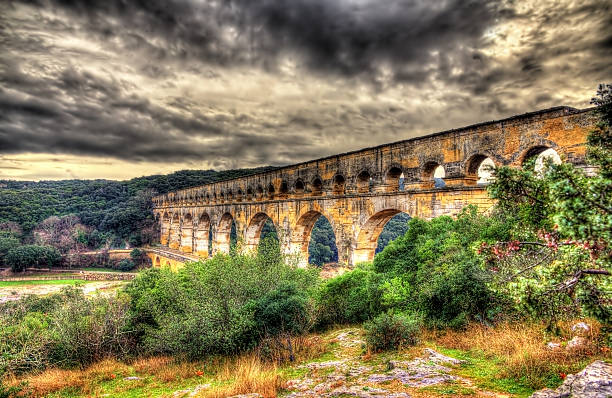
[{"left": 152, "top": 106, "right": 596, "bottom": 266}]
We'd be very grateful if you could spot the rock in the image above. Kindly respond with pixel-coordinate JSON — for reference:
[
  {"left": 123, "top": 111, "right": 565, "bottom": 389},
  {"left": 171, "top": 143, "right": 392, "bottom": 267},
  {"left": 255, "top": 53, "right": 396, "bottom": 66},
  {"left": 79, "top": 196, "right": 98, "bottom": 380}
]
[
  {"left": 566, "top": 336, "right": 587, "bottom": 350},
  {"left": 571, "top": 322, "right": 590, "bottom": 335},
  {"left": 123, "top": 376, "right": 142, "bottom": 380},
  {"left": 423, "top": 348, "right": 466, "bottom": 365},
  {"left": 302, "top": 360, "right": 348, "bottom": 370},
  {"left": 227, "top": 394, "right": 263, "bottom": 398},
  {"left": 171, "top": 384, "right": 210, "bottom": 397},
  {"left": 530, "top": 360, "right": 612, "bottom": 398},
  {"left": 547, "top": 342, "right": 561, "bottom": 350}
]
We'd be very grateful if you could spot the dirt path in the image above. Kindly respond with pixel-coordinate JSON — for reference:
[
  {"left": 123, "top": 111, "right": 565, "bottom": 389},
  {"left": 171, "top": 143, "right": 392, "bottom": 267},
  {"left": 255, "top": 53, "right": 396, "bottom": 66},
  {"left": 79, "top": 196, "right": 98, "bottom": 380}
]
[{"left": 0, "top": 280, "right": 127, "bottom": 303}]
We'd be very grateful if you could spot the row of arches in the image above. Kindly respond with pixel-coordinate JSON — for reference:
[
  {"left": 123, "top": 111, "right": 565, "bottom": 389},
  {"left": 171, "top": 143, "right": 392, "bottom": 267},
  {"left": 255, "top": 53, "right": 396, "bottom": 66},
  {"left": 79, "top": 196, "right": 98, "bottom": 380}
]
[
  {"left": 156, "top": 145, "right": 563, "bottom": 207},
  {"left": 160, "top": 208, "right": 413, "bottom": 267}
]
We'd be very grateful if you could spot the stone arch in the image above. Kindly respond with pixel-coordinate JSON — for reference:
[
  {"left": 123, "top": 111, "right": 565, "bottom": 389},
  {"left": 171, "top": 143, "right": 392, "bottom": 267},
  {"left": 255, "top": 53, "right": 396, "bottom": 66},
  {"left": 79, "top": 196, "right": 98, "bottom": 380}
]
[
  {"left": 356, "top": 170, "right": 372, "bottom": 193},
  {"left": 353, "top": 209, "right": 406, "bottom": 264},
  {"left": 215, "top": 212, "right": 235, "bottom": 254},
  {"left": 169, "top": 212, "right": 181, "bottom": 249},
  {"left": 279, "top": 180, "right": 289, "bottom": 196},
  {"left": 290, "top": 209, "right": 337, "bottom": 267},
  {"left": 522, "top": 146, "right": 561, "bottom": 174},
  {"left": 194, "top": 213, "right": 211, "bottom": 257},
  {"left": 155, "top": 256, "right": 161, "bottom": 267},
  {"left": 244, "top": 212, "right": 277, "bottom": 252},
  {"left": 180, "top": 213, "right": 194, "bottom": 253},
  {"left": 294, "top": 179, "right": 305, "bottom": 194},
  {"left": 465, "top": 154, "right": 496, "bottom": 185},
  {"left": 165, "top": 260, "right": 171, "bottom": 267},
  {"left": 227, "top": 189, "right": 234, "bottom": 202},
  {"left": 236, "top": 188, "right": 244, "bottom": 201},
  {"left": 384, "top": 165, "right": 403, "bottom": 192},
  {"left": 422, "top": 161, "right": 446, "bottom": 188},
  {"left": 310, "top": 177, "right": 323, "bottom": 196},
  {"left": 332, "top": 174, "right": 346, "bottom": 195},
  {"left": 247, "top": 187, "right": 254, "bottom": 200},
  {"left": 256, "top": 185, "right": 264, "bottom": 200}
]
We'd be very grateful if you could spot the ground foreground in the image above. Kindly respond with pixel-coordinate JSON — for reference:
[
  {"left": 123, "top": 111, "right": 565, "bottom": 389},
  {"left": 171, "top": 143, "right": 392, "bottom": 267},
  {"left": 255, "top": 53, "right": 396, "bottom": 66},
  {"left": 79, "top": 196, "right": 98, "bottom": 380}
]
[{"left": 5, "top": 324, "right": 610, "bottom": 398}]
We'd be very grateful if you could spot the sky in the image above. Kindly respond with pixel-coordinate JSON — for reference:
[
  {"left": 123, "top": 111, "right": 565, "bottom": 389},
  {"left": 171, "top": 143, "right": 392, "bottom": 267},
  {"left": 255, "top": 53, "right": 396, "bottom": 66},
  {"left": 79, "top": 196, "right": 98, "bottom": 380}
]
[{"left": 1, "top": 0, "right": 610, "bottom": 181}]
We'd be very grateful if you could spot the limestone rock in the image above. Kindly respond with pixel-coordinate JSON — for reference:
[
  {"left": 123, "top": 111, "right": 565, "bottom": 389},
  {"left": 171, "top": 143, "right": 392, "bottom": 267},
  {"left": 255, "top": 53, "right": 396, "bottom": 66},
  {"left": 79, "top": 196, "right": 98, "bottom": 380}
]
[
  {"left": 566, "top": 336, "right": 587, "bottom": 350},
  {"left": 547, "top": 342, "right": 561, "bottom": 350},
  {"left": 571, "top": 322, "right": 590, "bottom": 335},
  {"left": 530, "top": 360, "right": 612, "bottom": 398}
]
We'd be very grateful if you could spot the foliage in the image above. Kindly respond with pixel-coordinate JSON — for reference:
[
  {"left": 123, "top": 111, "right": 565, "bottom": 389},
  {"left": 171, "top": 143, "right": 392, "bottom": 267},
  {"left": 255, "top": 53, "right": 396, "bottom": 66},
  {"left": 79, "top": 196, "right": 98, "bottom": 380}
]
[
  {"left": 315, "top": 266, "right": 384, "bottom": 327},
  {"left": 125, "top": 240, "right": 319, "bottom": 359},
  {"left": 373, "top": 206, "right": 511, "bottom": 328},
  {"left": 6, "top": 245, "right": 61, "bottom": 272},
  {"left": 364, "top": 311, "right": 421, "bottom": 352},
  {"left": 485, "top": 85, "right": 611, "bottom": 324},
  {"left": 0, "top": 167, "right": 274, "bottom": 248},
  {"left": 308, "top": 216, "right": 338, "bottom": 266},
  {"left": 117, "top": 258, "right": 136, "bottom": 272},
  {"left": 0, "top": 236, "right": 20, "bottom": 267},
  {"left": 0, "top": 287, "right": 135, "bottom": 375}
]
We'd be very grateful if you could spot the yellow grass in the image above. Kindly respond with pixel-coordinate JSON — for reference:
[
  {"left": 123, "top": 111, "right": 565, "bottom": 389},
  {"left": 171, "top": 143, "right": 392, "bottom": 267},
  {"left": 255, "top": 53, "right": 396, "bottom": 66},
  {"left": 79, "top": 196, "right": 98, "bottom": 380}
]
[{"left": 429, "top": 319, "right": 608, "bottom": 387}]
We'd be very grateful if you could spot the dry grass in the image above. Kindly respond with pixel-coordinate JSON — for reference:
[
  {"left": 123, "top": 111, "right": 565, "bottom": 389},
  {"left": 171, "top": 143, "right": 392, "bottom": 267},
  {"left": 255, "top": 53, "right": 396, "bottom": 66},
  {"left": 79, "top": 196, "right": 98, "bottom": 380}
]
[
  {"left": 197, "top": 354, "right": 283, "bottom": 398},
  {"left": 429, "top": 319, "right": 609, "bottom": 388},
  {"left": 6, "top": 358, "right": 130, "bottom": 397}
]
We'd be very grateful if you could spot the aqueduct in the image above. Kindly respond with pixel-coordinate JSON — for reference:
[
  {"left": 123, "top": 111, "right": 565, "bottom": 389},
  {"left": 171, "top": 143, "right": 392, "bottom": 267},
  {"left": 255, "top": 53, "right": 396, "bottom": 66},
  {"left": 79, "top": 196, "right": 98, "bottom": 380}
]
[{"left": 152, "top": 106, "right": 596, "bottom": 267}]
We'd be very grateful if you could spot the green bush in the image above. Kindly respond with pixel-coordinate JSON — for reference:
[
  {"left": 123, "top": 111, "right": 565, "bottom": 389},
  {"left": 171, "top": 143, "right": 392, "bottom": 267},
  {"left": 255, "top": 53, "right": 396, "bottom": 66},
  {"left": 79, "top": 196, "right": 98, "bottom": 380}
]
[
  {"left": 364, "top": 312, "right": 421, "bottom": 352},
  {"left": 372, "top": 206, "right": 510, "bottom": 328},
  {"left": 6, "top": 245, "right": 61, "bottom": 272},
  {"left": 0, "top": 287, "right": 135, "bottom": 374},
  {"left": 125, "top": 242, "right": 318, "bottom": 359},
  {"left": 315, "top": 267, "right": 384, "bottom": 328},
  {"left": 116, "top": 258, "right": 136, "bottom": 271},
  {"left": 0, "top": 236, "right": 20, "bottom": 267},
  {"left": 253, "top": 282, "right": 313, "bottom": 337}
]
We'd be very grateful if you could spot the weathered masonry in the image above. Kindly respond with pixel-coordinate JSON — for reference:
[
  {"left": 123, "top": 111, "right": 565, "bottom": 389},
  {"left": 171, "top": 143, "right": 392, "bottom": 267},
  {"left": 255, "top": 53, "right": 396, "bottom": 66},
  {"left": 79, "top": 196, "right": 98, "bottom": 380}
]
[{"left": 152, "top": 106, "right": 596, "bottom": 267}]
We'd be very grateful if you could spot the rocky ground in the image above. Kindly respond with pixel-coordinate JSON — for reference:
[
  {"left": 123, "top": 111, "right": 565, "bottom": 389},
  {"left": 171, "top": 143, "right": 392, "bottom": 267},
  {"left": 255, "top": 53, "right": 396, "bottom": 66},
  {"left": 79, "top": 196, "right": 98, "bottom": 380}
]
[{"left": 0, "top": 280, "right": 126, "bottom": 302}]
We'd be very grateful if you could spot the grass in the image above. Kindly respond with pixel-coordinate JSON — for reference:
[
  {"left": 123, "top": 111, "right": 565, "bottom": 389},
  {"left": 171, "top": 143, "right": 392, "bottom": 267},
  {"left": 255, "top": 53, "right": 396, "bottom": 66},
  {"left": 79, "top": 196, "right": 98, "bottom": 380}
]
[
  {"left": 424, "top": 319, "right": 608, "bottom": 393},
  {"left": 5, "top": 321, "right": 609, "bottom": 397},
  {"left": 0, "top": 279, "right": 94, "bottom": 287}
]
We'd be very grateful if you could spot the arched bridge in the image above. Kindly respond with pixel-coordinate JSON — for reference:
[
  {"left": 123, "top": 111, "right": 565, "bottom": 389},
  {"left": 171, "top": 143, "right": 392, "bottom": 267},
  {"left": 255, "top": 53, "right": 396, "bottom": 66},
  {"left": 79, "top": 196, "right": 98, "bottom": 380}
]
[{"left": 152, "top": 106, "right": 596, "bottom": 266}]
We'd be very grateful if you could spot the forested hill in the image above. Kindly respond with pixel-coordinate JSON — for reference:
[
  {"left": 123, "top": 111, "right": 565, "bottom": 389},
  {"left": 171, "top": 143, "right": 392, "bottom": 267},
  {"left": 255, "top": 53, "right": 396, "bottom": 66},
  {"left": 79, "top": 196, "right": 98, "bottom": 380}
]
[{"left": 0, "top": 167, "right": 275, "bottom": 246}]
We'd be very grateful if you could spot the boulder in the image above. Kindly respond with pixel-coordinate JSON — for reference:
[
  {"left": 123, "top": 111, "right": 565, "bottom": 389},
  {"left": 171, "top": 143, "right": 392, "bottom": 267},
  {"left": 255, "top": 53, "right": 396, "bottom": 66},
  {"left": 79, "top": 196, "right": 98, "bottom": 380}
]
[
  {"left": 571, "top": 322, "right": 590, "bottom": 335},
  {"left": 530, "top": 360, "right": 612, "bottom": 398},
  {"left": 566, "top": 336, "right": 587, "bottom": 350}
]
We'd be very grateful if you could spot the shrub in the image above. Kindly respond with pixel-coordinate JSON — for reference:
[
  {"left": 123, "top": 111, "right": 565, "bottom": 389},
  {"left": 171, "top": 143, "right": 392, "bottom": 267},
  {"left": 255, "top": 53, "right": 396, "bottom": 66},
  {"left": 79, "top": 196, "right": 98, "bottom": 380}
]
[
  {"left": 6, "top": 245, "right": 61, "bottom": 272},
  {"left": 315, "top": 267, "right": 383, "bottom": 328},
  {"left": 364, "top": 312, "right": 421, "bottom": 352},
  {"left": 116, "top": 258, "right": 136, "bottom": 271},
  {"left": 0, "top": 236, "right": 20, "bottom": 267},
  {"left": 0, "top": 287, "right": 135, "bottom": 374},
  {"left": 372, "top": 206, "right": 510, "bottom": 328},
  {"left": 125, "top": 244, "right": 319, "bottom": 359}
]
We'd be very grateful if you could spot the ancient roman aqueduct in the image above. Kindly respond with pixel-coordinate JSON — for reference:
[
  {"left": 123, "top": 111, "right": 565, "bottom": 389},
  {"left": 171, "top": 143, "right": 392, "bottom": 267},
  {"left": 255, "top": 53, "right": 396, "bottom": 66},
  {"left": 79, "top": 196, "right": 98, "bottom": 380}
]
[{"left": 151, "top": 106, "right": 596, "bottom": 268}]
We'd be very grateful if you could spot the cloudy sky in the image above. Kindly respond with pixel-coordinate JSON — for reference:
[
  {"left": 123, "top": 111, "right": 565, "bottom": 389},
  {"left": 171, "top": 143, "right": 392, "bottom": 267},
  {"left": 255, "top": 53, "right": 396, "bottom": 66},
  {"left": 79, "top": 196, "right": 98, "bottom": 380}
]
[{"left": 1, "top": 0, "right": 610, "bottom": 180}]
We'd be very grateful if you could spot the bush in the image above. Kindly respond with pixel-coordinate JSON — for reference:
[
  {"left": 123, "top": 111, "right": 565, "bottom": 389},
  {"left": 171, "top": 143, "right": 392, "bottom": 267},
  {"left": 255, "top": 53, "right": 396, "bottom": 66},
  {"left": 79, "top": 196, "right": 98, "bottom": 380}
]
[
  {"left": 0, "top": 236, "right": 20, "bottom": 267},
  {"left": 0, "top": 287, "right": 135, "bottom": 374},
  {"left": 116, "top": 258, "right": 136, "bottom": 271},
  {"left": 364, "top": 312, "right": 421, "bottom": 352},
  {"left": 125, "top": 244, "right": 319, "bottom": 359},
  {"left": 315, "top": 267, "right": 383, "bottom": 328},
  {"left": 372, "top": 207, "right": 510, "bottom": 328},
  {"left": 6, "top": 245, "right": 61, "bottom": 272},
  {"left": 253, "top": 283, "right": 313, "bottom": 338}
]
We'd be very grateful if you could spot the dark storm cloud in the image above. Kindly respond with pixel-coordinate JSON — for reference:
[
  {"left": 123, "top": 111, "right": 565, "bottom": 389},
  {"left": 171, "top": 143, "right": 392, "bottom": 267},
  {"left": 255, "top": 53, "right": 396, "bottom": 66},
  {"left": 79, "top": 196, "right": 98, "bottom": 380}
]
[{"left": 0, "top": 0, "right": 611, "bottom": 175}]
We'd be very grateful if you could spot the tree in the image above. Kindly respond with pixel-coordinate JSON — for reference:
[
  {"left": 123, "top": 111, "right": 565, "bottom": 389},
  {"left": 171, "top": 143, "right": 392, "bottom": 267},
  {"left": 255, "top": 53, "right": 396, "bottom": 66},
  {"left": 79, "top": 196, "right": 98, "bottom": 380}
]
[{"left": 484, "top": 84, "right": 611, "bottom": 322}]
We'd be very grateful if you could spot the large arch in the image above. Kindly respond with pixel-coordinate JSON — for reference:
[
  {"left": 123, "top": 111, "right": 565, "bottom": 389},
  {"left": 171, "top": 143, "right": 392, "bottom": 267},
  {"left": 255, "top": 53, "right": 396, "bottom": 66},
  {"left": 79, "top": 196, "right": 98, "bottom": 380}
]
[
  {"left": 290, "top": 210, "right": 337, "bottom": 267},
  {"left": 215, "top": 213, "right": 235, "bottom": 254},
  {"left": 353, "top": 209, "right": 406, "bottom": 264},
  {"left": 466, "top": 154, "right": 496, "bottom": 185},
  {"left": 194, "top": 213, "right": 211, "bottom": 257},
  {"left": 168, "top": 213, "right": 181, "bottom": 249},
  {"left": 180, "top": 213, "right": 194, "bottom": 253},
  {"left": 244, "top": 212, "right": 277, "bottom": 252}
]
